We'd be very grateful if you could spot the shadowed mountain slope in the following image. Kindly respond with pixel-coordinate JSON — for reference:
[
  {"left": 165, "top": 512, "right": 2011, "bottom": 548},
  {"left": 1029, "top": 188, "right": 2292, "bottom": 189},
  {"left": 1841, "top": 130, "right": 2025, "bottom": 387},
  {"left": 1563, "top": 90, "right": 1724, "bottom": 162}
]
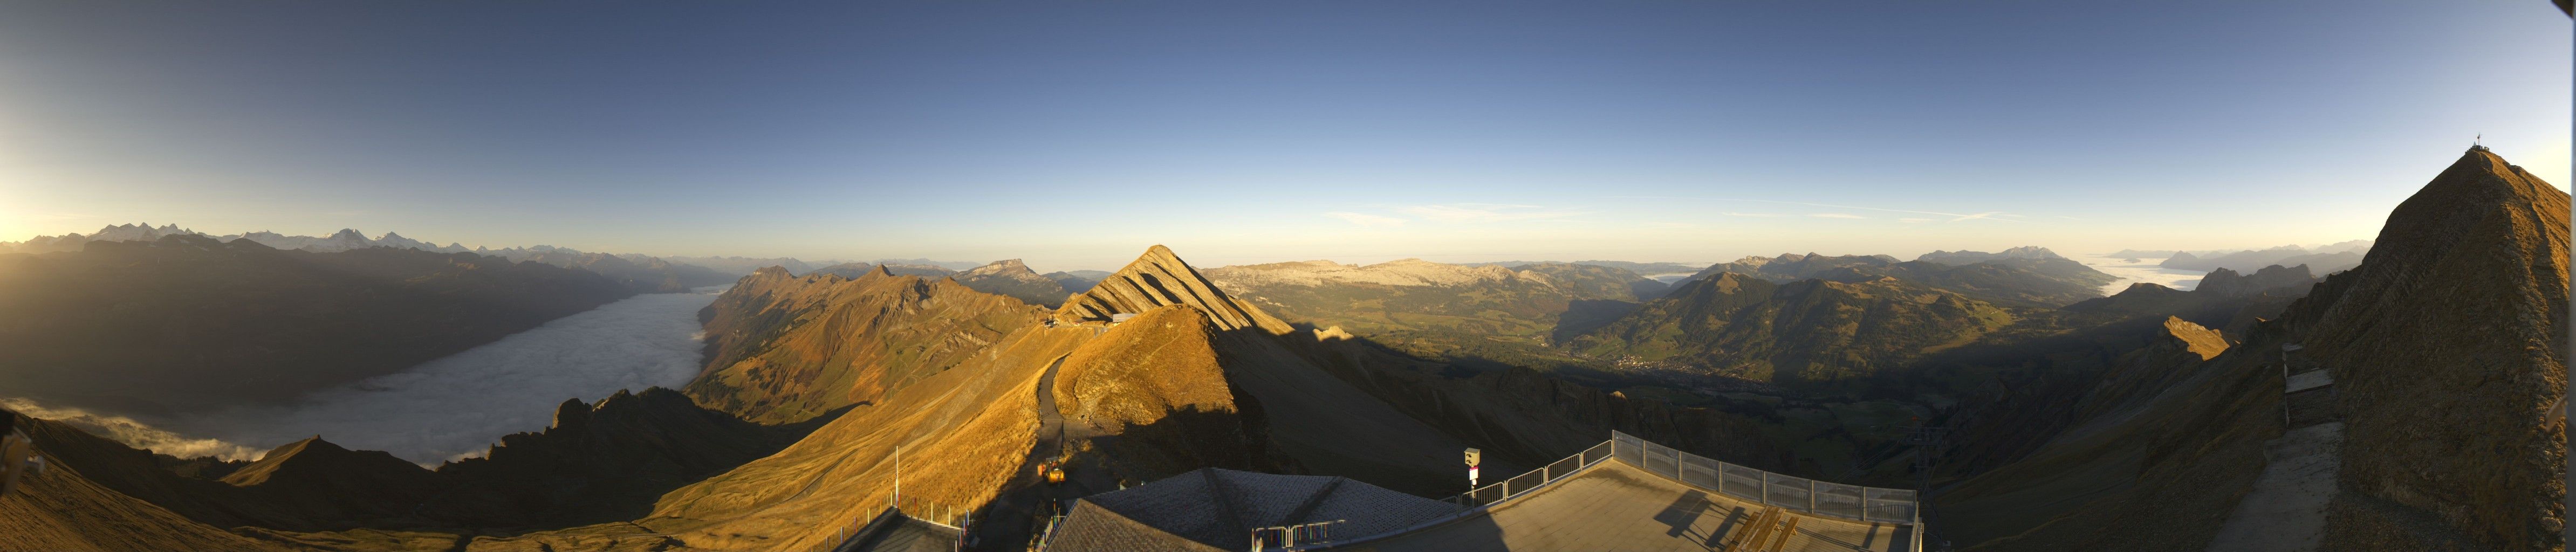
[{"left": 0, "top": 235, "right": 634, "bottom": 416}]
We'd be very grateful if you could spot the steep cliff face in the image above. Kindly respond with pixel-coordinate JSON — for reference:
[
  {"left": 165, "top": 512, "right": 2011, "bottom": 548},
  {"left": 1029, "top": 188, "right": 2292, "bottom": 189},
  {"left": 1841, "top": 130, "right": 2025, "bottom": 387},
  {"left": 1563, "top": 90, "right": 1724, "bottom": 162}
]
[
  {"left": 951, "top": 259, "right": 1075, "bottom": 307},
  {"left": 2290, "top": 148, "right": 2567, "bottom": 550},
  {"left": 689, "top": 267, "right": 1046, "bottom": 423},
  {"left": 1571, "top": 273, "right": 2015, "bottom": 385},
  {"left": 1054, "top": 245, "right": 1291, "bottom": 333}
]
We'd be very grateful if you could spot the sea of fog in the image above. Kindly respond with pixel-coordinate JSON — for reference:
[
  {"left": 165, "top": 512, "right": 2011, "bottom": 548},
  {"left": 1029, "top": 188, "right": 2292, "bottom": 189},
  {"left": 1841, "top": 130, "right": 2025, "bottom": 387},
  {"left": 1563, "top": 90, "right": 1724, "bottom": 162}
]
[
  {"left": 2073, "top": 254, "right": 2208, "bottom": 295},
  {"left": 9, "top": 286, "right": 727, "bottom": 466}
]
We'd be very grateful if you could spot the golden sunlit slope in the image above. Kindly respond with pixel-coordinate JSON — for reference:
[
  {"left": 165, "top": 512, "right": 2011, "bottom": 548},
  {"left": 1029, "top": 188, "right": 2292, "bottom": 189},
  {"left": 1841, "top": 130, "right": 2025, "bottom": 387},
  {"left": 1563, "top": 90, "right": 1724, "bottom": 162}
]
[
  {"left": 647, "top": 321, "right": 1088, "bottom": 550},
  {"left": 689, "top": 266, "right": 1047, "bottom": 423}
]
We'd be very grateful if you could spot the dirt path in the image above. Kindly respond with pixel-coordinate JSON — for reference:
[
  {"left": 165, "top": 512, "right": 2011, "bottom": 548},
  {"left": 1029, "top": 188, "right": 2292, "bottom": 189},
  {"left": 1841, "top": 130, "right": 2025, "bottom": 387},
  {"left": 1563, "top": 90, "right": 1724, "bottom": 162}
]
[
  {"left": 2205, "top": 421, "right": 2344, "bottom": 552},
  {"left": 964, "top": 356, "right": 1071, "bottom": 551}
]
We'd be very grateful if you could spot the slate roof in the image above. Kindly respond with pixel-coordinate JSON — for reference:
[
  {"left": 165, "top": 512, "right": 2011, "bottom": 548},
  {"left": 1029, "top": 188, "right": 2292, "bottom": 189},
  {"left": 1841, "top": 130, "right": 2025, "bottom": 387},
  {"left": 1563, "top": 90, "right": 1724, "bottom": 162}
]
[{"left": 1044, "top": 468, "right": 1465, "bottom": 551}]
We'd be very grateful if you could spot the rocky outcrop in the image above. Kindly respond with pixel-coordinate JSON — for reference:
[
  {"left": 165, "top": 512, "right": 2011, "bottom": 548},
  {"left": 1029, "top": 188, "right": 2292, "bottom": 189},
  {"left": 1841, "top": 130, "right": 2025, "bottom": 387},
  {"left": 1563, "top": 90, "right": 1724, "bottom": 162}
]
[
  {"left": 2286, "top": 148, "right": 2567, "bottom": 550},
  {"left": 953, "top": 259, "right": 1074, "bottom": 307},
  {"left": 1056, "top": 245, "right": 1290, "bottom": 333}
]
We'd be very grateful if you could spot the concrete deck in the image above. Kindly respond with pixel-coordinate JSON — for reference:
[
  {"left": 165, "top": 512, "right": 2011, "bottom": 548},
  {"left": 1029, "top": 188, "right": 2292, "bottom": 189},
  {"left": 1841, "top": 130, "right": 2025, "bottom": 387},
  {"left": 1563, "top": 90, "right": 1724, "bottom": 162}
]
[{"left": 1327, "top": 461, "right": 1911, "bottom": 552}]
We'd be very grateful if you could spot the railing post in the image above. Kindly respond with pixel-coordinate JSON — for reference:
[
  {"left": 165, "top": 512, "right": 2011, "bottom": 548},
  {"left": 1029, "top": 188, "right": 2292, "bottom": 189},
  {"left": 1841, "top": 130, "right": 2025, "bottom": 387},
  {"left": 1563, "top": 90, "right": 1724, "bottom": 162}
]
[
  {"left": 1808, "top": 480, "right": 1817, "bottom": 512},
  {"left": 1760, "top": 474, "right": 1770, "bottom": 507}
]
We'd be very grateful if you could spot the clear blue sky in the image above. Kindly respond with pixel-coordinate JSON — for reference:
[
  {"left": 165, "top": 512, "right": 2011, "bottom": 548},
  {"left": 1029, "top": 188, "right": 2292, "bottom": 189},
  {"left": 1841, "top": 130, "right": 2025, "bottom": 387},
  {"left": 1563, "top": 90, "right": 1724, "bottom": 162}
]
[{"left": 1, "top": 1, "right": 2565, "bottom": 271}]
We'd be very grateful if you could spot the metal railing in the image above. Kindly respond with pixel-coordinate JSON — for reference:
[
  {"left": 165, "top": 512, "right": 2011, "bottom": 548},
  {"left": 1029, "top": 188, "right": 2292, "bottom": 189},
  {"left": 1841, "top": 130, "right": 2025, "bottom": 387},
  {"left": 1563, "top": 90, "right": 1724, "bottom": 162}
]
[
  {"left": 816, "top": 496, "right": 977, "bottom": 552},
  {"left": 1610, "top": 431, "right": 1919, "bottom": 524},
  {"left": 1447, "top": 440, "right": 1617, "bottom": 507}
]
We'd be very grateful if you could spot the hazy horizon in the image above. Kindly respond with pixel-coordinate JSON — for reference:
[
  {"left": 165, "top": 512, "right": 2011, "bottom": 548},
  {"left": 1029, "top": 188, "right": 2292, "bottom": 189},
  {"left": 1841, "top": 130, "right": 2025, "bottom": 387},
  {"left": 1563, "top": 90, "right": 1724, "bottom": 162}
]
[
  {"left": 3, "top": 1, "right": 2565, "bottom": 270},
  {"left": 0, "top": 220, "right": 2382, "bottom": 274}
]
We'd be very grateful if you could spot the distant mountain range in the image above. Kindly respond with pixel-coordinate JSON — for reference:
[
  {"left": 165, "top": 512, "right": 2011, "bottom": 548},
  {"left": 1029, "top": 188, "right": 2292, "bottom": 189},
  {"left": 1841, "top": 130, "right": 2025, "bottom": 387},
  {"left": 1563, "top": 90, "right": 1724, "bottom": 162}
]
[
  {"left": 2158, "top": 244, "right": 2368, "bottom": 273},
  {"left": 2102, "top": 240, "right": 2373, "bottom": 273},
  {"left": 1, "top": 225, "right": 744, "bottom": 294},
  {"left": 1687, "top": 247, "right": 2118, "bottom": 307},
  {"left": 0, "top": 234, "right": 635, "bottom": 416},
  {"left": 1472, "top": 260, "right": 1707, "bottom": 275}
]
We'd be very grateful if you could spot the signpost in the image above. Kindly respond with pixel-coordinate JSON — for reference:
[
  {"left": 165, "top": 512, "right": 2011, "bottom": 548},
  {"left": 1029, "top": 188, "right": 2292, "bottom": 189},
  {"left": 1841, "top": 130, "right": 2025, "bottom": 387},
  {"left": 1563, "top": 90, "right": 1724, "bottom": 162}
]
[{"left": 1464, "top": 447, "right": 1481, "bottom": 488}]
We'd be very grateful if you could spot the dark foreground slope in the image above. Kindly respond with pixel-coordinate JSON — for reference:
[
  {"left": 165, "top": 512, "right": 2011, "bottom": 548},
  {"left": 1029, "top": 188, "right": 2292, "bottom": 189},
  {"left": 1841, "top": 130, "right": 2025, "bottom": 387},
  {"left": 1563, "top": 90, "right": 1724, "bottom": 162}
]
[
  {"left": 1935, "top": 147, "right": 2566, "bottom": 551},
  {"left": 0, "top": 236, "right": 633, "bottom": 416}
]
